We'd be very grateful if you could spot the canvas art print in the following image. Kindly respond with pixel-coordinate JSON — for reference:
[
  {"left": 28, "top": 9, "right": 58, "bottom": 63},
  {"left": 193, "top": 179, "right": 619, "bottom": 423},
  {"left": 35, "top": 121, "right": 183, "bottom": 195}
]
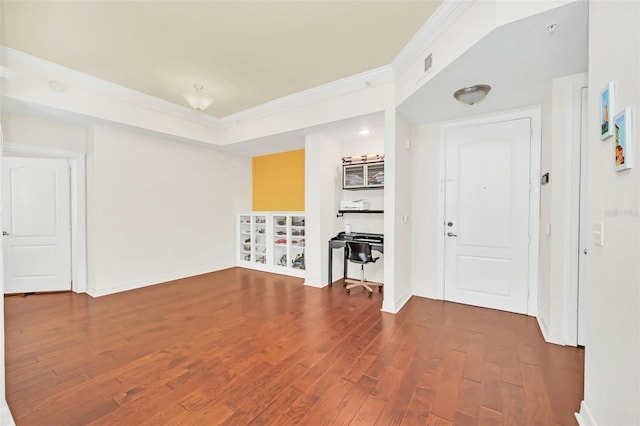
[
  {"left": 614, "top": 108, "right": 632, "bottom": 171},
  {"left": 601, "top": 81, "right": 614, "bottom": 140}
]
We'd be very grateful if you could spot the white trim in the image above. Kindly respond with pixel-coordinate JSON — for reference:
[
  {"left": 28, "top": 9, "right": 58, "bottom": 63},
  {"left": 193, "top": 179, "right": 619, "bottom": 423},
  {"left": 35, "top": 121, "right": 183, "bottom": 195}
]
[
  {"left": 436, "top": 107, "right": 542, "bottom": 316},
  {"left": 0, "top": 399, "right": 15, "bottom": 426},
  {"left": 87, "top": 264, "right": 227, "bottom": 297},
  {"left": 381, "top": 291, "right": 412, "bottom": 315},
  {"left": 392, "top": 0, "right": 471, "bottom": 74},
  {"left": 575, "top": 400, "right": 597, "bottom": 426},
  {"left": 2, "top": 143, "right": 87, "bottom": 293},
  {"left": 565, "top": 73, "right": 589, "bottom": 346},
  {"left": 537, "top": 315, "right": 551, "bottom": 343},
  {"left": 219, "top": 66, "right": 394, "bottom": 128},
  {"left": 1, "top": 46, "right": 222, "bottom": 127},
  {"left": 2, "top": 45, "right": 395, "bottom": 133}
]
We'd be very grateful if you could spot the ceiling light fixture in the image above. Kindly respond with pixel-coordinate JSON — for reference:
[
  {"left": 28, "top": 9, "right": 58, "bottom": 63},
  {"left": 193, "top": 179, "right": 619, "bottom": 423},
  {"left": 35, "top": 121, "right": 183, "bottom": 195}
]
[
  {"left": 358, "top": 128, "right": 371, "bottom": 136},
  {"left": 49, "top": 80, "right": 66, "bottom": 93},
  {"left": 183, "top": 83, "right": 214, "bottom": 111},
  {"left": 453, "top": 84, "right": 491, "bottom": 105}
]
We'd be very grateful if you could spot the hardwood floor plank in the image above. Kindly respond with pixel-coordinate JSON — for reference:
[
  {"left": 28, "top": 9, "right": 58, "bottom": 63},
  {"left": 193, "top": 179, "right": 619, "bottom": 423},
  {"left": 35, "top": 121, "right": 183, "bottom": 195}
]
[
  {"left": 351, "top": 394, "right": 386, "bottom": 425},
  {"left": 431, "top": 349, "right": 466, "bottom": 421},
  {"left": 401, "top": 386, "right": 435, "bottom": 425},
  {"left": 4, "top": 268, "right": 585, "bottom": 425},
  {"left": 321, "top": 375, "right": 377, "bottom": 426},
  {"left": 462, "top": 331, "right": 484, "bottom": 382},
  {"left": 478, "top": 406, "right": 504, "bottom": 425},
  {"left": 502, "top": 382, "right": 528, "bottom": 425},
  {"left": 481, "top": 362, "right": 503, "bottom": 413}
]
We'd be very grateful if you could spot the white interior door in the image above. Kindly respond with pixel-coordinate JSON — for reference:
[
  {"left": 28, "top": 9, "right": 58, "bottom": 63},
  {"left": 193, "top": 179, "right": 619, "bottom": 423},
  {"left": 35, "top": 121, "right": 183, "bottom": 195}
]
[
  {"left": 444, "top": 118, "right": 531, "bottom": 314},
  {"left": 2, "top": 157, "right": 72, "bottom": 293}
]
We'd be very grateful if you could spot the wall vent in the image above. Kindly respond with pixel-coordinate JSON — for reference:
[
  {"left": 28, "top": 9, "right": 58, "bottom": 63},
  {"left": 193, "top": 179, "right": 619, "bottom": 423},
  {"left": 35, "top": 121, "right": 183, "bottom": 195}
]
[{"left": 424, "top": 54, "right": 433, "bottom": 73}]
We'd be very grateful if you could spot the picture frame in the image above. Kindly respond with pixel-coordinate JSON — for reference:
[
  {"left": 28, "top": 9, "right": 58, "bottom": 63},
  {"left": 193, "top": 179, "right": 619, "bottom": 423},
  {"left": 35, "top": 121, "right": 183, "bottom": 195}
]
[
  {"left": 614, "top": 108, "right": 632, "bottom": 172},
  {"left": 600, "top": 81, "right": 614, "bottom": 140}
]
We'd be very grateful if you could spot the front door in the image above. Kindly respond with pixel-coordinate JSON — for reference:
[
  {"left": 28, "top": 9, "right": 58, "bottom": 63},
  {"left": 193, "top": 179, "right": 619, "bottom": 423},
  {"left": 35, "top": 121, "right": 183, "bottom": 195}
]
[
  {"left": 444, "top": 118, "right": 531, "bottom": 314},
  {"left": 3, "top": 157, "right": 72, "bottom": 293}
]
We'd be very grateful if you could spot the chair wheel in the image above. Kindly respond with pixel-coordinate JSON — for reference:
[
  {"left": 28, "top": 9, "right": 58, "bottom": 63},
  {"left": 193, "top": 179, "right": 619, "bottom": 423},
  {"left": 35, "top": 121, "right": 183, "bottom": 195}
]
[
  {"left": 379, "top": 286, "right": 383, "bottom": 293},
  {"left": 346, "top": 288, "right": 350, "bottom": 294},
  {"left": 368, "top": 291, "right": 373, "bottom": 297}
]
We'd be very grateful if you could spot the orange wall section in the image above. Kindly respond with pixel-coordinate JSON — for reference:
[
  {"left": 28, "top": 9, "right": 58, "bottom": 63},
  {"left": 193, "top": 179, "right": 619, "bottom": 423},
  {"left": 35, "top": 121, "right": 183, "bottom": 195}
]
[{"left": 252, "top": 149, "right": 305, "bottom": 211}]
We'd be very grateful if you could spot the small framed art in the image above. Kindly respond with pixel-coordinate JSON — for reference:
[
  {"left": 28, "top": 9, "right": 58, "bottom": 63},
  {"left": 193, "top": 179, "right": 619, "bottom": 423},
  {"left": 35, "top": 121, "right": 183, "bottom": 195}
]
[
  {"left": 614, "top": 108, "right": 632, "bottom": 171},
  {"left": 600, "top": 81, "right": 614, "bottom": 140}
]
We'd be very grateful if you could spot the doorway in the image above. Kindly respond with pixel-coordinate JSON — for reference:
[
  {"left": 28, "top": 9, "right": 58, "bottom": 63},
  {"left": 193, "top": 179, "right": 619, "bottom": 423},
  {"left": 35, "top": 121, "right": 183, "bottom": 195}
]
[
  {"left": 3, "top": 157, "right": 71, "bottom": 293},
  {"left": 2, "top": 144, "right": 87, "bottom": 294},
  {"left": 439, "top": 109, "right": 541, "bottom": 316}
]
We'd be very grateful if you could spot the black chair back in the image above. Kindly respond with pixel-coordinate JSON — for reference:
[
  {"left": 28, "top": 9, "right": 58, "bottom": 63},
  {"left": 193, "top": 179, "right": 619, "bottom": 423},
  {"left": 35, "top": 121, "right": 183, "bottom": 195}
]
[{"left": 346, "top": 241, "right": 374, "bottom": 264}]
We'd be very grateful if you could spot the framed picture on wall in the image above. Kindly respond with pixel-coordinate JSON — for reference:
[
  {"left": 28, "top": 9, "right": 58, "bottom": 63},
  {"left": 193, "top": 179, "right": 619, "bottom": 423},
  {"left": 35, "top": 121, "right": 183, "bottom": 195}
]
[
  {"left": 600, "top": 81, "right": 614, "bottom": 140},
  {"left": 614, "top": 108, "right": 632, "bottom": 172}
]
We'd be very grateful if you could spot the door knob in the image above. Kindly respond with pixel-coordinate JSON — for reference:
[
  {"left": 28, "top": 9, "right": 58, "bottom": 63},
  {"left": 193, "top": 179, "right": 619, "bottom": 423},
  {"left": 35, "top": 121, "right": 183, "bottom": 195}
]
[
  {"left": 447, "top": 232, "right": 458, "bottom": 237},
  {"left": 2, "top": 231, "right": 9, "bottom": 236}
]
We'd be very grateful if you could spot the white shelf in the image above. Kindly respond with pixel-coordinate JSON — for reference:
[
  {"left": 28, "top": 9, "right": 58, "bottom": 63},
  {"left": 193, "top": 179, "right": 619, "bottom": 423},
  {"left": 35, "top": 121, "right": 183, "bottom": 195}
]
[{"left": 236, "top": 211, "right": 305, "bottom": 278}]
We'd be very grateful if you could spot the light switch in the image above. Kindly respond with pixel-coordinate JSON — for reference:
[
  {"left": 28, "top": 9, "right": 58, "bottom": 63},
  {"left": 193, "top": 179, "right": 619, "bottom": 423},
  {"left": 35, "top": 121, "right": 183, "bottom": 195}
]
[
  {"left": 593, "top": 222, "right": 604, "bottom": 246},
  {"left": 545, "top": 224, "right": 551, "bottom": 236}
]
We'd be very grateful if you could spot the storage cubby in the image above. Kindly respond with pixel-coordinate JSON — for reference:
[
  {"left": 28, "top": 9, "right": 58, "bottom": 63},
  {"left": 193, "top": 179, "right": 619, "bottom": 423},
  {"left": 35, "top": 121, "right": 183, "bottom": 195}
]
[{"left": 236, "top": 212, "right": 305, "bottom": 278}]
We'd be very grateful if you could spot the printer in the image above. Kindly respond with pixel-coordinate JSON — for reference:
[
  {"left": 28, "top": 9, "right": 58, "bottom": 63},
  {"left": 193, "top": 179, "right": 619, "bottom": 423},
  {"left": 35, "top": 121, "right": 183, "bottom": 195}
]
[{"left": 340, "top": 199, "right": 370, "bottom": 210}]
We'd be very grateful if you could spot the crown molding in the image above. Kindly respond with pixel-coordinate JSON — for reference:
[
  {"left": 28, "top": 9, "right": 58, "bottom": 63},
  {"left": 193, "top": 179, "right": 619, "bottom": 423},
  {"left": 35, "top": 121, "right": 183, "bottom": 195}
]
[
  {"left": 391, "top": 0, "right": 474, "bottom": 75},
  {"left": 0, "top": 46, "right": 222, "bottom": 127},
  {"left": 219, "top": 65, "right": 395, "bottom": 127}
]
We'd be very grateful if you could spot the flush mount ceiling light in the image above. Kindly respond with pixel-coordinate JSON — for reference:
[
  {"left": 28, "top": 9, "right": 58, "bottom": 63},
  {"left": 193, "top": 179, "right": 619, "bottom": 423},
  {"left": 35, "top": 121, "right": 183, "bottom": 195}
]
[
  {"left": 453, "top": 84, "right": 492, "bottom": 105},
  {"left": 49, "top": 80, "right": 66, "bottom": 93},
  {"left": 182, "top": 83, "right": 214, "bottom": 111},
  {"left": 358, "top": 128, "right": 371, "bottom": 136}
]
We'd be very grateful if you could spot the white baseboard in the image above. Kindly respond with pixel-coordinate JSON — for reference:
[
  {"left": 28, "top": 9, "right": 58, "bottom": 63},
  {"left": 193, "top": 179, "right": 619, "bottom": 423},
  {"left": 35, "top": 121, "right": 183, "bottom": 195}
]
[
  {"left": 537, "top": 315, "right": 551, "bottom": 341},
  {"left": 575, "top": 400, "right": 596, "bottom": 426},
  {"left": 86, "top": 264, "right": 230, "bottom": 297},
  {"left": 1, "top": 399, "right": 16, "bottom": 426},
  {"left": 381, "top": 291, "right": 412, "bottom": 314}
]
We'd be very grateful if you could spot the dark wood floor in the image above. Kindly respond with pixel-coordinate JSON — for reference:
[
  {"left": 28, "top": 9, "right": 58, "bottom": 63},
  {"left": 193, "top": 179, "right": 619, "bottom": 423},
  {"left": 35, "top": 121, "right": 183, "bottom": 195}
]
[{"left": 5, "top": 268, "right": 583, "bottom": 425}]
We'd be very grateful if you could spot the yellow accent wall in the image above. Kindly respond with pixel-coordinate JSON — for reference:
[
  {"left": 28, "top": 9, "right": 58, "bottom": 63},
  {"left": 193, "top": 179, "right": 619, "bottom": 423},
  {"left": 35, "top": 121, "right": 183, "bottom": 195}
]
[{"left": 252, "top": 149, "right": 305, "bottom": 211}]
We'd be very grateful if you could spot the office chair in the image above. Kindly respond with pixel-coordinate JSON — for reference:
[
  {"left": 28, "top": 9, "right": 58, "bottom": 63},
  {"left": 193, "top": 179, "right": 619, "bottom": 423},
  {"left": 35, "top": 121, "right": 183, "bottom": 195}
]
[{"left": 344, "top": 241, "right": 383, "bottom": 297}]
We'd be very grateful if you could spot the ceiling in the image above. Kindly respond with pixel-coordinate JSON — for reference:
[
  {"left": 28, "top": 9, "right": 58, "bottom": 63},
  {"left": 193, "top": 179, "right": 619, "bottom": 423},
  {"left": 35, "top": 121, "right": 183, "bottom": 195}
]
[
  {"left": 1, "top": 0, "right": 441, "bottom": 118},
  {"left": 0, "top": 1, "right": 589, "bottom": 157},
  {"left": 397, "top": 0, "right": 589, "bottom": 125}
]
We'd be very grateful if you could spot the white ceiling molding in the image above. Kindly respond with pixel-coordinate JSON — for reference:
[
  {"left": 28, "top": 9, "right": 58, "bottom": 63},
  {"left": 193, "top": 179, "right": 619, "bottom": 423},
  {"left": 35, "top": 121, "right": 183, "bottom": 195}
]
[
  {"left": 1, "top": 44, "right": 395, "bottom": 147},
  {"left": 1, "top": 46, "right": 221, "bottom": 126},
  {"left": 219, "top": 65, "right": 394, "bottom": 128},
  {"left": 391, "top": 0, "right": 471, "bottom": 75}
]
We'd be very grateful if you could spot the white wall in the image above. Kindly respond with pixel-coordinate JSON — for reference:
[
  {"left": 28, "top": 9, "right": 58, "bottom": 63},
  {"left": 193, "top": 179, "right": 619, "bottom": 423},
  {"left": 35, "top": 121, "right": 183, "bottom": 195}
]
[
  {"left": 579, "top": 1, "right": 640, "bottom": 425},
  {"left": 1, "top": 113, "right": 88, "bottom": 153},
  {"left": 0, "top": 112, "right": 252, "bottom": 296},
  {"left": 0, "top": 121, "right": 16, "bottom": 425},
  {"left": 411, "top": 122, "right": 442, "bottom": 299},
  {"left": 537, "top": 73, "right": 588, "bottom": 345},
  {"left": 304, "top": 133, "right": 343, "bottom": 287},
  {"left": 87, "top": 125, "right": 251, "bottom": 296},
  {"left": 390, "top": 111, "right": 413, "bottom": 310}
]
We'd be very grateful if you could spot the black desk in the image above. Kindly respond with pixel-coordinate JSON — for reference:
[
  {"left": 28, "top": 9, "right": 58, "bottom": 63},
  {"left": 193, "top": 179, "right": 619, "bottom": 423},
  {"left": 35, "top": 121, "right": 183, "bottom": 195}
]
[{"left": 328, "top": 232, "right": 384, "bottom": 286}]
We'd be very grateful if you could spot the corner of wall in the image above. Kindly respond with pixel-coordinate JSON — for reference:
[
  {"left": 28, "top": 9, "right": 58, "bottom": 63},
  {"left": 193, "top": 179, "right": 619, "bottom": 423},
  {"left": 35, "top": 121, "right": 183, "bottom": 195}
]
[
  {"left": 1, "top": 399, "right": 16, "bottom": 426},
  {"left": 575, "top": 400, "right": 597, "bottom": 426}
]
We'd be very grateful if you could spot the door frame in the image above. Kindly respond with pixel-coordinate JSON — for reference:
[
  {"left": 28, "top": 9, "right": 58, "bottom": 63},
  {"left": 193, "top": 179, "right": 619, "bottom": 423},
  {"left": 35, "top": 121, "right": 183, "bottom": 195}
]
[
  {"left": 3, "top": 143, "right": 86, "bottom": 293},
  {"left": 566, "top": 74, "right": 589, "bottom": 346},
  {"left": 435, "top": 107, "right": 542, "bottom": 316}
]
